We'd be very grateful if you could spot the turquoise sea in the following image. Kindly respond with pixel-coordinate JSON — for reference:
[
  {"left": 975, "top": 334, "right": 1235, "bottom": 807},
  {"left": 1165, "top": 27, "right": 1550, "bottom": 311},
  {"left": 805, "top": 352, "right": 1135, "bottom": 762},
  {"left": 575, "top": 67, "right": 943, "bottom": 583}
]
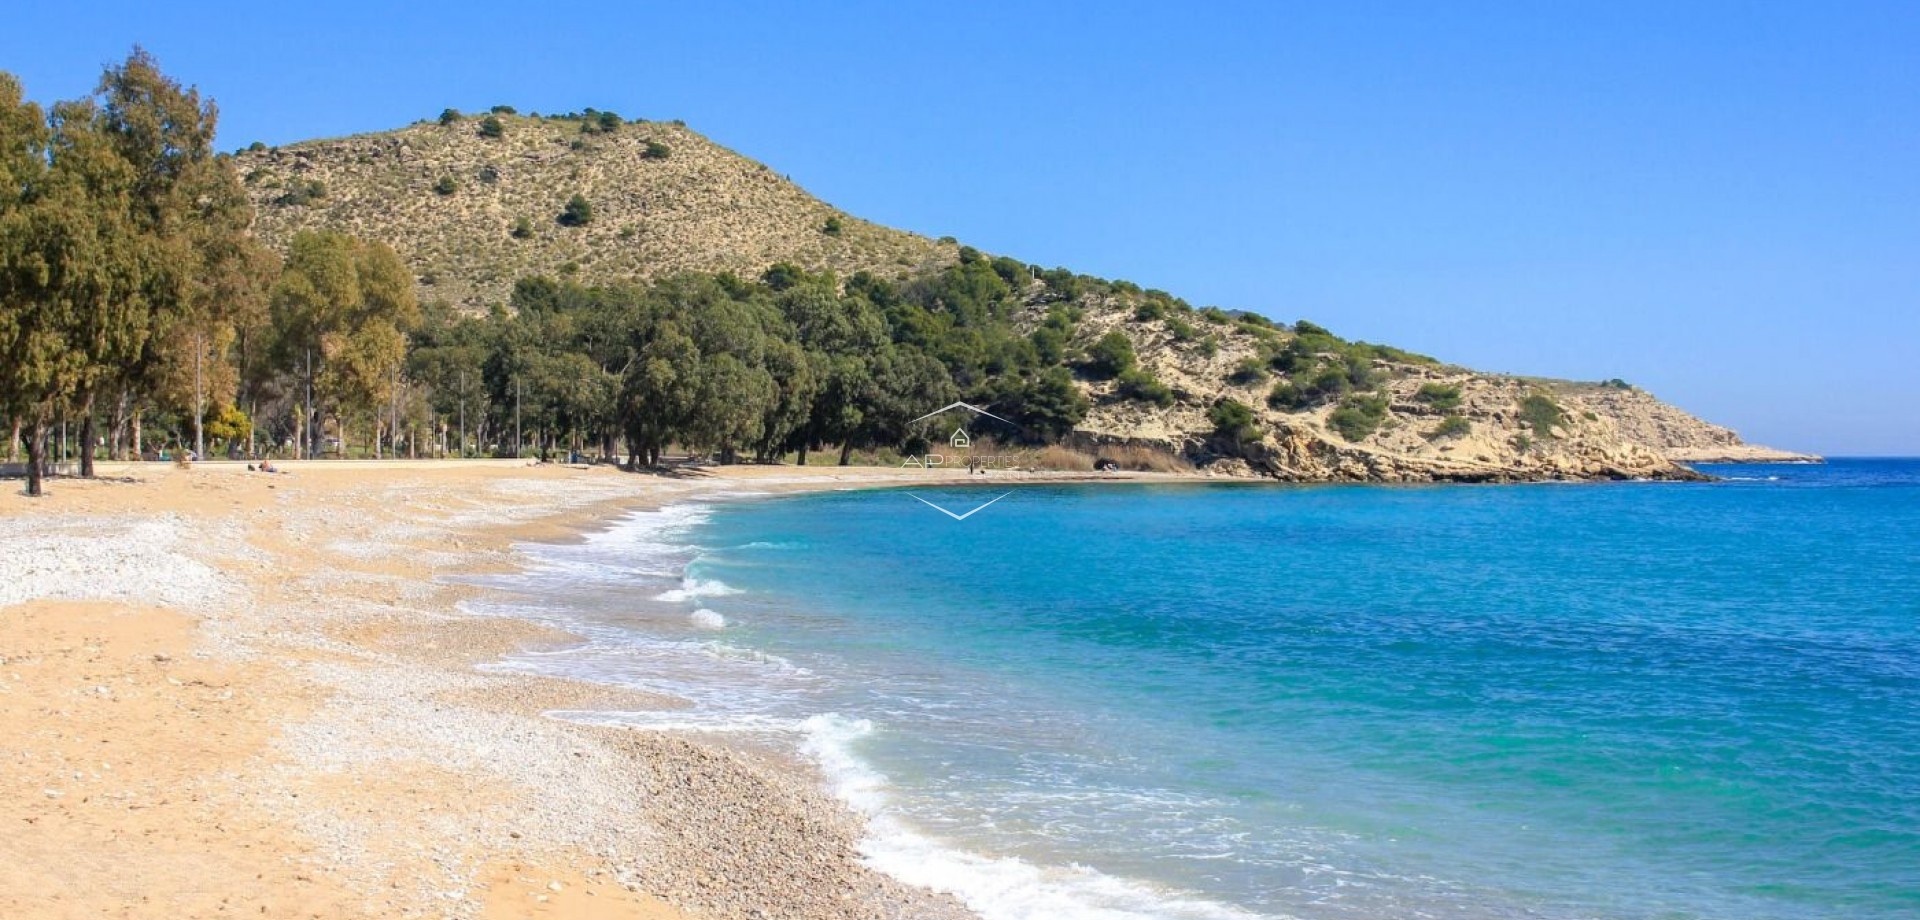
[{"left": 485, "top": 459, "right": 1920, "bottom": 920}]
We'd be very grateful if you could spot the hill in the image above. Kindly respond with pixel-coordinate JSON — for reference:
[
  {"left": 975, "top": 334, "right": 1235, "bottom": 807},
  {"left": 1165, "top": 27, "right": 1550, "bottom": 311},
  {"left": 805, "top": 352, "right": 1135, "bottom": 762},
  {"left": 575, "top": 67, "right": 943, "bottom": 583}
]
[
  {"left": 236, "top": 112, "right": 958, "bottom": 311},
  {"left": 233, "top": 113, "right": 1812, "bottom": 480}
]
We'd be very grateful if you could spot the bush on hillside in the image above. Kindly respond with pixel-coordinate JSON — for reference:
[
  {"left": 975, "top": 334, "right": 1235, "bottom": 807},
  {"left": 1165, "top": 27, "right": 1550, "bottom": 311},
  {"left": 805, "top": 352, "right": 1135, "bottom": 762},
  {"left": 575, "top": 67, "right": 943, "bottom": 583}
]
[
  {"left": 1209, "top": 399, "right": 1261, "bottom": 445},
  {"left": 510, "top": 216, "right": 534, "bottom": 239},
  {"left": 274, "top": 179, "right": 326, "bottom": 207},
  {"left": 1117, "top": 369, "right": 1175, "bottom": 407},
  {"left": 1426, "top": 414, "right": 1472, "bottom": 440},
  {"left": 559, "top": 193, "right": 593, "bottom": 227},
  {"left": 1415, "top": 382, "right": 1461, "bottom": 411},
  {"left": 1267, "top": 380, "right": 1303, "bottom": 411},
  {"left": 642, "top": 140, "right": 670, "bottom": 160},
  {"left": 1519, "top": 393, "right": 1566, "bottom": 437},
  {"left": 438, "top": 108, "right": 462, "bottom": 126},
  {"left": 433, "top": 175, "right": 458, "bottom": 196},
  {"left": 1082, "top": 330, "right": 1137, "bottom": 380},
  {"left": 478, "top": 116, "right": 504, "bottom": 139},
  {"left": 1228, "top": 356, "right": 1268, "bottom": 385},
  {"left": 823, "top": 216, "right": 844, "bottom": 236},
  {"left": 1327, "top": 394, "right": 1390, "bottom": 441}
]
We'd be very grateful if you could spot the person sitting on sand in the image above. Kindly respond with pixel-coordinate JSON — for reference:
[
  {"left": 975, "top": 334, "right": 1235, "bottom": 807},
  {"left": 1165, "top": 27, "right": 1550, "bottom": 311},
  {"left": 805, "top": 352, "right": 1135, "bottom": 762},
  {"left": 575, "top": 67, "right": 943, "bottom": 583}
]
[{"left": 260, "top": 459, "right": 276, "bottom": 473}]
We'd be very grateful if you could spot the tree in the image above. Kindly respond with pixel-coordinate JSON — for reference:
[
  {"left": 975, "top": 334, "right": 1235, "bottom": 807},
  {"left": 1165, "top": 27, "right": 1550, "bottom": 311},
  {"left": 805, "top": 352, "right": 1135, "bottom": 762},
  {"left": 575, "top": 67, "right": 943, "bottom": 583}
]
[
  {"left": 269, "top": 231, "right": 418, "bottom": 457},
  {"left": 559, "top": 193, "right": 592, "bottom": 227},
  {"left": 0, "top": 74, "right": 86, "bottom": 496},
  {"left": 438, "top": 108, "right": 462, "bottom": 126}
]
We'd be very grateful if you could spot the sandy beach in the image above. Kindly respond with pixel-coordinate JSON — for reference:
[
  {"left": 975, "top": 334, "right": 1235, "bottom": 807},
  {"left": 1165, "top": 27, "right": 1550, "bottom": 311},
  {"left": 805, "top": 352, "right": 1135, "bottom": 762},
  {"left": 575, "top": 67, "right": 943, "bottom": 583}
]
[{"left": 0, "top": 460, "right": 1204, "bottom": 920}]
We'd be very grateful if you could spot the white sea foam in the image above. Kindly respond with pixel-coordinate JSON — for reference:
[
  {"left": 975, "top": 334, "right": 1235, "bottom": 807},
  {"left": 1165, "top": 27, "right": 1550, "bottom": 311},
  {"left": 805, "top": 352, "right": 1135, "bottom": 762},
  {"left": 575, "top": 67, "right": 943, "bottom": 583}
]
[
  {"left": 796, "top": 714, "right": 1272, "bottom": 920},
  {"left": 508, "top": 499, "right": 1266, "bottom": 920},
  {"left": 654, "top": 578, "right": 741, "bottom": 602}
]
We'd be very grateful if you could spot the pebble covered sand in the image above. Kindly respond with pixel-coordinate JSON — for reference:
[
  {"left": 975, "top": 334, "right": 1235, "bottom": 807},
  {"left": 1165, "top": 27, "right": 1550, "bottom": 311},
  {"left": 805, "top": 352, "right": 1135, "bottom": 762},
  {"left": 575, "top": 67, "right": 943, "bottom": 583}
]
[{"left": 0, "top": 462, "right": 1036, "bottom": 919}]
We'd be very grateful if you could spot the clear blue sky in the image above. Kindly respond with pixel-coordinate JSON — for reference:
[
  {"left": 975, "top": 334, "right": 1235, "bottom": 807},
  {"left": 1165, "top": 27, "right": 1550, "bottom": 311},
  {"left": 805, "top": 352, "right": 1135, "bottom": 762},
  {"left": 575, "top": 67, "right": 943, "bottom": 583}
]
[{"left": 5, "top": 2, "right": 1916, "bottom": 454}]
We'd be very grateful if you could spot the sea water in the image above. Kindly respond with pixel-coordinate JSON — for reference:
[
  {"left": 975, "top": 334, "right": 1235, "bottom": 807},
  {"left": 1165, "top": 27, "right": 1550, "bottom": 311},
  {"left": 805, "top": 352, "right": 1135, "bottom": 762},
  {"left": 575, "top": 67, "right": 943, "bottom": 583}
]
[{"left": 477, "top": 459, "right": 1920, "bottom": 920}]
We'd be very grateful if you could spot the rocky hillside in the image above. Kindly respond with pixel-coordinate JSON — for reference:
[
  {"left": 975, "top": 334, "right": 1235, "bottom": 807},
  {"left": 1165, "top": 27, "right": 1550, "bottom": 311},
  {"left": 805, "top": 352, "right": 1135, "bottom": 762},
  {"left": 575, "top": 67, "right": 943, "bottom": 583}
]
[
  {"left": 235, "top": 112, "right": 957, "bottom": 310},
  {"left": 1051, "top": 295, "right": 1811, "bottom": 481},
  {"left": 236, "top": 113, "right": 1811, "bottom": 480}
]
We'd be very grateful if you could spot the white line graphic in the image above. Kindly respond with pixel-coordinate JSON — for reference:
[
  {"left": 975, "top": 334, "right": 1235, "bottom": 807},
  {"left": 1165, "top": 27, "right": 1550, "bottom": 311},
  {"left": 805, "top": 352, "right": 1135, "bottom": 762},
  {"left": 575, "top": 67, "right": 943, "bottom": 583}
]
[
  {"left": 907, "top": 492, "right": 1013, "bottom": 521},
  {"left": 908, "top": 401, "right": 1018, "bottom": 428}
]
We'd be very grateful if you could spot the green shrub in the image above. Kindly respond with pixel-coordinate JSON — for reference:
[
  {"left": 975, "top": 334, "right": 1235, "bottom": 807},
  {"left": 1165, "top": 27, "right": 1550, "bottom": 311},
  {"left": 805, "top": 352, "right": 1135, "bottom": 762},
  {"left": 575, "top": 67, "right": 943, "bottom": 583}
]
[
  {"left": 1294, "top": 319, "right": 1332, "bottom": 337},
  {"left": 1165, "top": 316, "right": 1196, "bottom": 342},
  {"left": 273, "top": 179, "right": 326, "bottom": 207},
  {"left": 438, "top": 108, "right": 463, "bottom": 126},
  {"left": 478, "top": 116, "right": 505, "bottom": 139},
  {"left": 246, "top": 140, "right": 266, "bottom": 152},
  {"left": 1519, "top": 394, "right": 1566, "bottom": 437},
  {"left": 597, "top": 111, "right": 622, "bottom": 132},
  {"left": 1327, "top": 394, "right": 1390, "bottom": 441},
  {"left": 1415, "top": 383, "right": 1461, "bottom": 411},
  {"left": 1200, "top": 306, "right": 1232, "bottom": 325},
  {"left": 433, "top": 176, "right": 458, "bottom": 196},
  {"left": 1600, "top": 378, "right": 1633, "bottom": 390},
  {"left": 823, "top": 216, "right": 844, "bottom": 236},
  {"left": 642, "top": 140, "right": 670, "bottom": 160},
  {"left": 559, "top": 193, "right": 593, "bottom": 227},
  {"left": 1134, "top": 300, "right": 1167, "bottom": 321},
  {"left": 477, "top": 165, "right": 499, "bottom": 184},
  {"left": 510, "top": 216, "right": 534, "bottom": 239},
  {"left": 1426, "top": 414, "right": 1472, "bottom": 440},
  {"left": 490, "top": 104, "right": 517, "bottom": 114},
  {"left": 1267, "top": 380, "right": 1304, "bottom": 411},
  {"left": 1209, "top": 399, "right": 1261, "bottom": 444},
  {"left": 1083, "top": 330, "right": 1137, "bottom": 379},
  {"left": 1228, "top": 356, "right": 1268, "bottom": 385},
  {"left": 1117, "top": 369, "right": 1174, "bottom": 407}
]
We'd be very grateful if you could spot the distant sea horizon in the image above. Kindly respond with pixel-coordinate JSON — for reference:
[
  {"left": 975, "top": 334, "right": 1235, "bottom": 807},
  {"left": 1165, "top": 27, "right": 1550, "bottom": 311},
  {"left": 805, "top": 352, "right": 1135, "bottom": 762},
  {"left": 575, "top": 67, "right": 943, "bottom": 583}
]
[{"left": 479, "top": 458, "right": 1920, "bottom": 920}]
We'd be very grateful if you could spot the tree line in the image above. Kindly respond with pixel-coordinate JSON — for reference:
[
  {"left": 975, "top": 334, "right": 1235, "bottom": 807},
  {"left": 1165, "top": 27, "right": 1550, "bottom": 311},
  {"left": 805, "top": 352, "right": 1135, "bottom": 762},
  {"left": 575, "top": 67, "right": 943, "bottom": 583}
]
[{"left": 19, "top": 54, "right": 1361, "bottom": 498}]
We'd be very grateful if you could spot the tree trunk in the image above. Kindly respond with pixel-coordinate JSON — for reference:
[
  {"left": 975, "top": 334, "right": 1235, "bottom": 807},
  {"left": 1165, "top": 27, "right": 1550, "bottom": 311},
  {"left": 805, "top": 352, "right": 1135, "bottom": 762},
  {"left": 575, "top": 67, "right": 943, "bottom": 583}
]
[
  {"left": 192, "top": 331, "right": 206, "bottom": 461},
  {"left": 796, "top": 445, "right": 807, "bottom": 467},
  {"left": 839, "top": 442, "right": 854, "bottom": 466},
  {"left": 79, "top": 393, "right": 97, "bottom": 478},
  {"left": 7, "top": 417, "right": 18, "bottom": 463},
  {"left": 24, "top": 420, "right": 47, "bottom": 497},
  {"left": 132, "top": 411, "right": 143, "bottom": 459}
]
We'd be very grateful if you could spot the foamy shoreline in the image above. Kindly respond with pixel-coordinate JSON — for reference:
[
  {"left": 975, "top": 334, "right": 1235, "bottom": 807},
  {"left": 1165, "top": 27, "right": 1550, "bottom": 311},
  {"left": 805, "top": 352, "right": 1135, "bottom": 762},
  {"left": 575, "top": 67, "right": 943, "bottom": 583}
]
[{"left": 0, "top": 461, "right": 1213, "bottom": 920}]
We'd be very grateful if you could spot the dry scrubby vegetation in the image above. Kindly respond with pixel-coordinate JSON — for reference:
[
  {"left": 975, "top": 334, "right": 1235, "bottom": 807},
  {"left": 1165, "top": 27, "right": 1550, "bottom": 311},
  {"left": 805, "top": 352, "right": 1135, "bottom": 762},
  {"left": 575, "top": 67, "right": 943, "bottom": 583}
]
[{"left": 235, "top": 108, "right": 960, "bottom": 312}]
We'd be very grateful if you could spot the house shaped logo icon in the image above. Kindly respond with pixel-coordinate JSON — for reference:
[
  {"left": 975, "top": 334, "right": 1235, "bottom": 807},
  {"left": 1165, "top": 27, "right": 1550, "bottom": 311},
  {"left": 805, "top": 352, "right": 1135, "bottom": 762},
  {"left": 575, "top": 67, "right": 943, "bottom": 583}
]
[{"left": 950, "top": 427, "right": 971, "bottom": 449}]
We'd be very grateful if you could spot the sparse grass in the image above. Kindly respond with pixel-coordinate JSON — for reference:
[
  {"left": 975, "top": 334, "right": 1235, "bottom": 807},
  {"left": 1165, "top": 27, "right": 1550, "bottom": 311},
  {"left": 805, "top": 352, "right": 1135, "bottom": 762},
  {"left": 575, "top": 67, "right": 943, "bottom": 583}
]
[
  {"left": 1426, "top": 414, "right": 1472, "bottom": 440},
  {"left": 1096, "top": 444, "right": 1194, "bottom": 472},
  {"left": 1029, "top": 445, "right": 1096, "bottom": 471}
]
